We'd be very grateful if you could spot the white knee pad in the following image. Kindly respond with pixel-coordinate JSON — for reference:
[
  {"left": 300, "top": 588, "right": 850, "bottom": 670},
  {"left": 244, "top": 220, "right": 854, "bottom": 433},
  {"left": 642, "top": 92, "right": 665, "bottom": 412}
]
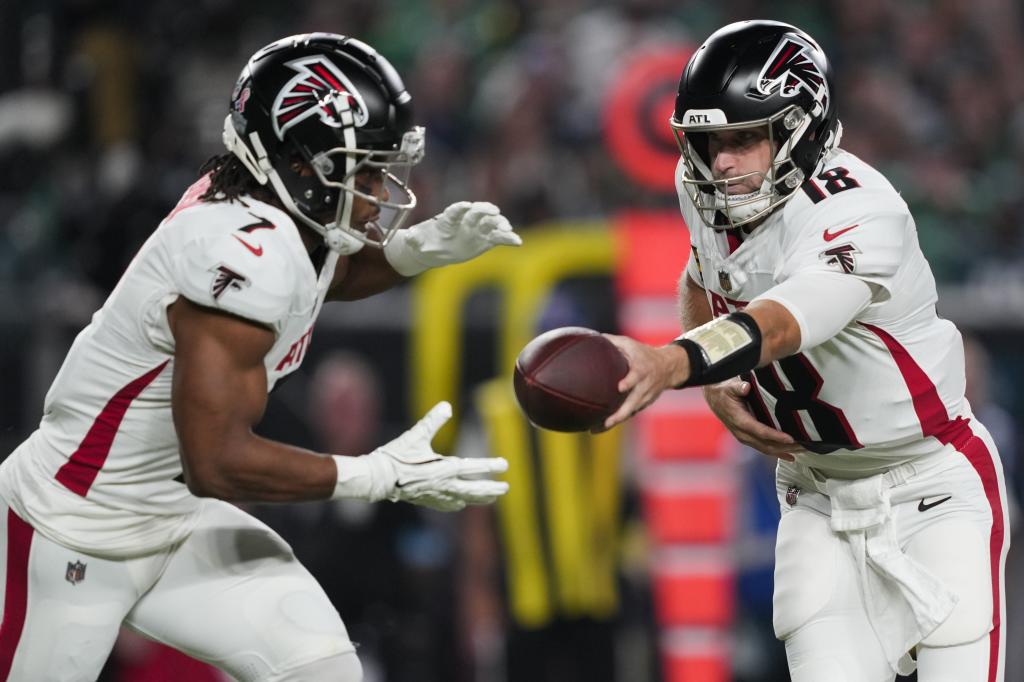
[
  {"left": 776, "top": 509, "right": 894, "bottom": 681},
  {"left": 906, "top": 521, "right": 993, "bottom": 647},
  {"left": 772, "top": 508, "right": 840, "bottom": 639},
  {"left": 272, "top": 651, "right": 363, "bottom": 682}
]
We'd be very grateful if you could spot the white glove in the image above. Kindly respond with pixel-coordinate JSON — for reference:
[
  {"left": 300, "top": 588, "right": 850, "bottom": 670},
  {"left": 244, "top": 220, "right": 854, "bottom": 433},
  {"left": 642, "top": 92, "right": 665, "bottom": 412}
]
[
  {"left": 383, "top": 201, "right": 522, "bottom": 276},
  {"left": 332, "top": 401, "right": 509, "bottom": 511}
]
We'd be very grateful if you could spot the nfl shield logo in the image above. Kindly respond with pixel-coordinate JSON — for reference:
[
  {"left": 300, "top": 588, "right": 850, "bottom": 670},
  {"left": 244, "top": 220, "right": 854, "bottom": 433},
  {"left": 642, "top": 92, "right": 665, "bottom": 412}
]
[
  {"left": 785, "top": 485, "right": 801, "bottom": 507},
  {"left": 718, "top": 271, "right": 732, "bottom": 292},
  {"left": 66, "top": 560, "right": 87, "bottom": 586}
]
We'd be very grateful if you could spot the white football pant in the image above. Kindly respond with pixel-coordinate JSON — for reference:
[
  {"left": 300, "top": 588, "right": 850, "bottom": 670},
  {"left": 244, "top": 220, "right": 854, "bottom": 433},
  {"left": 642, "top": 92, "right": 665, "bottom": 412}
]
[
  {"left": 773, "top": 429, "right": 1009, "bottom": 682},
  {"left": 0, "top": 498, "right": 361, "bottom": 681}
]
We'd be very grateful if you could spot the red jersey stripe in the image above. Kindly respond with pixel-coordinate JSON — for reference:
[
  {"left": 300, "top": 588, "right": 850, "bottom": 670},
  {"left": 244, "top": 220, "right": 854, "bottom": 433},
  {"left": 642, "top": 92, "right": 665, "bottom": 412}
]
[
  {"left": 726, "top": 230, "right": 743, "bottom": 255},
  {"left": 55, "top": 360, "right": 170, "bottom": 497}
]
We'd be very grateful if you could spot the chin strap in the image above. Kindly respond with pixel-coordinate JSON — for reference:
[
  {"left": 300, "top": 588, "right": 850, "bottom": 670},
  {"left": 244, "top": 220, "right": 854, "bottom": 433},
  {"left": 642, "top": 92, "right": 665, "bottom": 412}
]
[
  {"left": 320, "top": 97, "right": 363, "bottom": 257},
  {"left": 713, "top": 186, "right": 773, "bottom": 223},
  {"left": 315, "top": 248, "right": 341, "bottom": 302},
  {"left": 324, "top": 227, "right": 364, "bottom": 255}
]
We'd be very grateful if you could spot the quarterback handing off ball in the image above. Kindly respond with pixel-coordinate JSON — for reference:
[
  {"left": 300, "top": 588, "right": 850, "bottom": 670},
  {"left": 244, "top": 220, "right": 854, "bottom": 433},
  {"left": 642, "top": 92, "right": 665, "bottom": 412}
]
[{"left": 513, "top": 327, "right": 629, "bottom": 432}]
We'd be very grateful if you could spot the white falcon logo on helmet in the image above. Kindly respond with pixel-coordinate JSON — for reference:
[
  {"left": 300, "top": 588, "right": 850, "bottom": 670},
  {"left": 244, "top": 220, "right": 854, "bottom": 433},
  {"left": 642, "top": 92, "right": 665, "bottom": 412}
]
[
  {"left": 753, "top": 34, "right": 829, "bottom": 111},
  {"left": 271, "top": 56, "right": 369, "bottom": 140}
]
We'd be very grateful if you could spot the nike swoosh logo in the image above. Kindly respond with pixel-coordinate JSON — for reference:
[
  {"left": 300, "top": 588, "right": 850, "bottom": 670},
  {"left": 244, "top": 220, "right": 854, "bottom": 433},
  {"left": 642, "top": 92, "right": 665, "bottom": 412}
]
[
  {"left": 918, "top": 495, "right": 952, "bottom": 512},
  {"left": 232, "top": 234, "right": 263, "bottom": 257},
  {"left": 823, "top": 224, "right": 859, "bottom": 241}
]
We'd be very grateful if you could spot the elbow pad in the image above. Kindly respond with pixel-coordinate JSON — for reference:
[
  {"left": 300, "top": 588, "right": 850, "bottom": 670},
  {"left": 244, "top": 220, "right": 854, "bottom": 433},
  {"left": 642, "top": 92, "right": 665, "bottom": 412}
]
[{"left": 671, "top": 312, "right": 762, "bottom": 387}]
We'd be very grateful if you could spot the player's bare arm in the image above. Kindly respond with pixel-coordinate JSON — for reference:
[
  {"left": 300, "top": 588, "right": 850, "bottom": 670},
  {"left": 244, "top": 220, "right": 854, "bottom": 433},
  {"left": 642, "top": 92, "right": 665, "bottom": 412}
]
[
  {"left": 326, "top": 244, "right": 406, "bottom": 301},
  {"left": 169, "top": 296, "right": 508, "bottom": 509},
  {"left": 678, "top": 271, "right": 798, "bottom": 459},
  {"left": 169, "top": 297, "right": 339, "bottom": 501},
  {"left": 678, "top": 270, "right": 713, "bottom": 330}
]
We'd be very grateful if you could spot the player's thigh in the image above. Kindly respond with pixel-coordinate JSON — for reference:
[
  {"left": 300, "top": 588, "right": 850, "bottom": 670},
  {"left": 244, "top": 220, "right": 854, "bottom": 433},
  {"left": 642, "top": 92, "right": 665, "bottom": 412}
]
[
  {"left": 905, "top": 515, "right": 993, "bottom": 646},
  {"left": 902, "top": 444, "right": 1006, "bottom": 650},
  {"left": 125, "top": 500, "right": 355, "bottom": 681},
  {"left": 0, "top": 507, "right": 149, "bottom": 681},
  {"left": 772, "top": 506, "right": 842, "bottom": 639},
  {"left": 773, "top": 507, "right": 894, "bottom": 682}
]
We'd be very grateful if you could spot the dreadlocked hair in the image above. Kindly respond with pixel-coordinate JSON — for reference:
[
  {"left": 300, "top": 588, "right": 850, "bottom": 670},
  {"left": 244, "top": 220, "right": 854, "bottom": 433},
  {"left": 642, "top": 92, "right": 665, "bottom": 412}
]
[{"left": 198, "top": 153, "right": 276, "bottom": 204}]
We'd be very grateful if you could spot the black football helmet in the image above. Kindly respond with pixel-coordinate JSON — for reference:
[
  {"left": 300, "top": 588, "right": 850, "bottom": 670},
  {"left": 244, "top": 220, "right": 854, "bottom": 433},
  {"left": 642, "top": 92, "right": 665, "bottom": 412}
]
[
  {"left": 223, "top": 33, "right": 424, "bottom": 251},
  {"left": 670, "top": 20, "right": 840, "bottom": 229}
]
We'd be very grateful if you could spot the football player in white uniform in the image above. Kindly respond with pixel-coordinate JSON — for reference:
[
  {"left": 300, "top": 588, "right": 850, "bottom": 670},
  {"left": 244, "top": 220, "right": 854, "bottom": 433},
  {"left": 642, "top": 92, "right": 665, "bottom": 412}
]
[
  {"left": 0, "top": 34, "right": 519, "bottom": 681},
  {"left": 602, "top": 21, "right": 1009, "bottom": 682}
]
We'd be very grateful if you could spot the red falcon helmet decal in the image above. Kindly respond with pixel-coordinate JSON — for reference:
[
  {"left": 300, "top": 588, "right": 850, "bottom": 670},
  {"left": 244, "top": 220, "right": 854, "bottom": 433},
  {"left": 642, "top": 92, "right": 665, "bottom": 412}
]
[
  {"left": 271, "top": 56, "right": 369, "bottom": 140},
  {"left": 752, "top": 34, "right": 829, "bottom": 111},
  {"left": 819, "top": 243, "right": 859, "bottom": 274}
]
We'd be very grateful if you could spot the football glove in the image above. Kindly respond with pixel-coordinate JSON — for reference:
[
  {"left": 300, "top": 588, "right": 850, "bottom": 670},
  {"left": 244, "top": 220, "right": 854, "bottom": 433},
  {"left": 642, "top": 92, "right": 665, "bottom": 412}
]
[
  {"left": 383, "top": 201, "right": 522, "bottom": 276},
  {"left": 332, "top": 401, "right": 509, "bottom": 511}
]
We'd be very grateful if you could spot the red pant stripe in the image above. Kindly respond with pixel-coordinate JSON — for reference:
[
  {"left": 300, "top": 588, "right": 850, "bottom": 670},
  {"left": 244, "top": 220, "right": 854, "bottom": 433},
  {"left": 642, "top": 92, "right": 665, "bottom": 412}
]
[{"left": 0, "top": 510, "right": 34, "bottom": 680}]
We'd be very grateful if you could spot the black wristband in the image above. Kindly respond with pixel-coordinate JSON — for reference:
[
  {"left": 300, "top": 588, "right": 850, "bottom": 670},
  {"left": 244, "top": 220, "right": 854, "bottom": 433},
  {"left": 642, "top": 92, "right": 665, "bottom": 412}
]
[{"left": 671, "top": 311, "right": 762, "bottom": 388}]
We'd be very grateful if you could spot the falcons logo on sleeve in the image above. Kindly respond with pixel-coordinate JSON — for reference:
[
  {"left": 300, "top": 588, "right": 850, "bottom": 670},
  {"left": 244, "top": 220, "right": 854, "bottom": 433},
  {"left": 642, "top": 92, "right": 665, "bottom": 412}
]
[
  {"left": 751, "top": 34, "right": 829, "bottom": 110},
  {"left": 271, "top": 56, "right": 369, "bottom": 140},
  {"left": 819, "top": 243, "right": 859, "bottom": 274},
  {"left": 210, "top": 264, "right": 251, "bottom": 299}
]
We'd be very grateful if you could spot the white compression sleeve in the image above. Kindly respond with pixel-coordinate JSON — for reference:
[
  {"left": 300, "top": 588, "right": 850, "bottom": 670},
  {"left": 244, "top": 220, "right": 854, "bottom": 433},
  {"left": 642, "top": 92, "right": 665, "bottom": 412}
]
[{"left": 753, "top": 271, "right": 875, "bottom": 353}]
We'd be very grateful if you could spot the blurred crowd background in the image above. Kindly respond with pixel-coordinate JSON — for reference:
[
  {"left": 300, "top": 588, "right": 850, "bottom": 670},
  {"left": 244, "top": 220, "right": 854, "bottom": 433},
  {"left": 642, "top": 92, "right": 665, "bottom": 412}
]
[{"left": 1, "top": 0, "right": 1023, "bottom": 680}]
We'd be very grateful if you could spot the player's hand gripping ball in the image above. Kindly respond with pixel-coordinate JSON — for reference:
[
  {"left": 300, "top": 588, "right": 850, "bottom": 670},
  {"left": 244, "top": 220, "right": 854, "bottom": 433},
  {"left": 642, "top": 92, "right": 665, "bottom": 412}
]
[{"left": 513, "top": 327, "right": 628, "bottom": 432}]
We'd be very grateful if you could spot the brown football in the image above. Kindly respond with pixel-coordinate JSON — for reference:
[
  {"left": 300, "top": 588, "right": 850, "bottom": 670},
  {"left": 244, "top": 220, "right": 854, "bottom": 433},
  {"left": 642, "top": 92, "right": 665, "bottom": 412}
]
[{"left": 513, "top": 327, "right": 629, "bottom": 432}]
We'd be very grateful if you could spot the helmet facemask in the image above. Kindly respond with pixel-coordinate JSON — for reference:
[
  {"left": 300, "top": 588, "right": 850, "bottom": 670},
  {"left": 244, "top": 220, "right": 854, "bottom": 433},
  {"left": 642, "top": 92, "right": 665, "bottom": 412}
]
[
  {"left": 671, "top": 104, "right": 814, "bottom": 230},
  {"left": 225, "top": 111, "right": 423, "bottom": 253},
  {"left": 292, "top": 121, "right": 425, "bottom": 249}
]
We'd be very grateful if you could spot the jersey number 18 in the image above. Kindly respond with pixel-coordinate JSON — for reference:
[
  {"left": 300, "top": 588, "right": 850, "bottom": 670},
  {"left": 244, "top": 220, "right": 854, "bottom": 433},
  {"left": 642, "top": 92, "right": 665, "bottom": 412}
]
[{"left": 745, "top": 354, "right": 862, "bottom": 454}]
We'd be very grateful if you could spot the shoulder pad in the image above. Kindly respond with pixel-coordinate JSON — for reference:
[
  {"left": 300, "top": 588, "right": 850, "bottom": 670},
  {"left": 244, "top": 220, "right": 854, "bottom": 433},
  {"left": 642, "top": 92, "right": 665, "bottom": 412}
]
[
  {"left": 787, "top": 151, "right": 906, "bottom": 218},
  {"left": 172, "top": 224, "right": 301, "bottom": 328}
]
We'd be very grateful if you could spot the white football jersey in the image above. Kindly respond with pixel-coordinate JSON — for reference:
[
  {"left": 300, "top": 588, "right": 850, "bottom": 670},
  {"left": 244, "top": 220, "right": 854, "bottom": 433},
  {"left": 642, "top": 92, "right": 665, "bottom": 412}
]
[
  {"left": 0, "top": 176, "right": 337, "bottom": 557},
  {"left": 680, "top": 149, "right": 972, "bottom": 477}
]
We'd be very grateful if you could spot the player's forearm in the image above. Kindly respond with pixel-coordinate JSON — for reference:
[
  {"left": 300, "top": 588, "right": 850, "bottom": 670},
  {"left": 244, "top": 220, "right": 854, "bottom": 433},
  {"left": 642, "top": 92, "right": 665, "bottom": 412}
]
[
  {"left": 328, "top": 245, "right": 406, "bottom": 301},
  {"left": 181, "top": 432, "right": 338, "bottom": 503}
]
